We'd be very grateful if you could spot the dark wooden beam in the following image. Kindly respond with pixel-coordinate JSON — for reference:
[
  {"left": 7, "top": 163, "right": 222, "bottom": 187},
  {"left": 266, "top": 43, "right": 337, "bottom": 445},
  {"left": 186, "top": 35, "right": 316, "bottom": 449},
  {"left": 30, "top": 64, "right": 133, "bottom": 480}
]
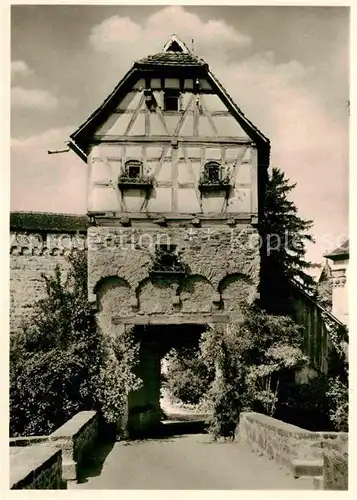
[{"left": 92, "top": 135, "right": 252, "bottom": 145}]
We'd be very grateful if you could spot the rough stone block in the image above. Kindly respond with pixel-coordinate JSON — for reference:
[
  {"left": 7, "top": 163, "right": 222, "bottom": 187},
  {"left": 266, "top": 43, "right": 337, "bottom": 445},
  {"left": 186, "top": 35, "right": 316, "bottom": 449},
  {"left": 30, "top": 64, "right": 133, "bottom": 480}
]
[
  {"left": 291, "top": 459, "right": 323, "bottom": 478},
  {"left": 313, "top": 476, "right": 324, "bottom": 489},
  {"left": 62, "top": 460, "right": 77, "bottom": 481}
]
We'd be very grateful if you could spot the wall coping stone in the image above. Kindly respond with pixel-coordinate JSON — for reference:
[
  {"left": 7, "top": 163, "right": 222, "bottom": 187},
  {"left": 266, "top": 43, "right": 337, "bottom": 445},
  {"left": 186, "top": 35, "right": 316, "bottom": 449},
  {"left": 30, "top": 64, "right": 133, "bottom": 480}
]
[
  {"left": 238, "top": 411, "right": 348, "bottom": 490},
  {"left": 10, "top": 444, "right": 61, "bottom": 489},
  {"left": 10, "top": 410, "right": 99, "bottom": 485},
  {"left": 10, "top": 436, "right": 49, "bottom": 447},
  {"left": 50, "top": 410, "right": 97, "bottom": 439}
]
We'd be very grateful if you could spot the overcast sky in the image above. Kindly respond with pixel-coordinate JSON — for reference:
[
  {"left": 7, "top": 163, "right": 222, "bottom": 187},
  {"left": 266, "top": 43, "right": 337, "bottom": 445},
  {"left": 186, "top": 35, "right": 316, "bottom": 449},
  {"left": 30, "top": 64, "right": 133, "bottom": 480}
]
[{"left": 10, "top": 5, "right": 349, "bottom": 263}]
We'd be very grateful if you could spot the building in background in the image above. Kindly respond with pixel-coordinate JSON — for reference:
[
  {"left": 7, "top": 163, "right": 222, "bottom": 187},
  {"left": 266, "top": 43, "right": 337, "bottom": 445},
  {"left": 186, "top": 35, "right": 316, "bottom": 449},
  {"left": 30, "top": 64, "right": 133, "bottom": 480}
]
[{"left": 325, "top": 238, "right": 349, "bottom": 325}]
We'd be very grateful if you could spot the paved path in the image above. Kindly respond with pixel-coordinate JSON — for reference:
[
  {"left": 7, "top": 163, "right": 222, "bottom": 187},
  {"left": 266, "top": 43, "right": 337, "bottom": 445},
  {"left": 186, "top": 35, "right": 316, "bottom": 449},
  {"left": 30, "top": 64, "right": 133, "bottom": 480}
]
[{"left": 70, "top": 432, "right": 315, "bottom": 490}]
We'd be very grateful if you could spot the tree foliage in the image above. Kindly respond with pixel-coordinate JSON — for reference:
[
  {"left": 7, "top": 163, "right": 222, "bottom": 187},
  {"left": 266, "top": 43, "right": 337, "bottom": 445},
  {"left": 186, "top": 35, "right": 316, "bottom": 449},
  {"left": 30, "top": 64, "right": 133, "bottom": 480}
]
[
  {"left": 326, "top": 376, "right": 348, "bottom": 432},
  {"left": 260, "top": 167, "right": 316, "bottom": 310},
  {"left": 163, "top": 346, "right": 214, "bottom": 405},
  {"left": 200, "top": 305, "right": 307, "bottom": 437},
  {"left": 10, "top": 251, "right": 140, "bottom": 437},
  {"left": 165, "top": 305, "right": 307, "bottom": 439}
]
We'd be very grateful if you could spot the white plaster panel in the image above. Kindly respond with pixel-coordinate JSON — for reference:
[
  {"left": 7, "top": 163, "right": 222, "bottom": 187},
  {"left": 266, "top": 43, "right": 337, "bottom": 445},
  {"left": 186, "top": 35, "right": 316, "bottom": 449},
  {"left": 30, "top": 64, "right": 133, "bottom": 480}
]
[
  {"left": 198, "top": 115, "right": 215, "bottom": 137},
  {"left": 91, "top": 186, "right": 118, "bottom": 212},
  {"left": 146, "top": 187, "right": 172, "bottom": 212},
  {"left": 91, "top": 160, "right": 113, "bottom": 183},
  {"left": 150, "top": 113, "right": 167, "bottom": 136},
  {"left": 177, "top": 188, "right": 200, "bottom": 213},
  {"left": 116, "top": 92, "right": 137, "bottom": 111},
  {"left": 186, "top": 147, "right": 201, "bottom": 159},
  {"left": 164, "top": 115, "right": 180, "bottom": 135},
  {"left": 157, "top": 161, "right": 172, "bottom": 182},
  {"left": 177, "top": 160, "right": 192, "bottom": 183},
  {"left": 164, "top": 78, "right": 180, "bottom": 89},
  {"left": 179, "top": 114, "right": 194, "bottom": 136},
  {"left": 95, "top": 113, "right": 131, "bottom": 136},
  {"left": 205, "top": 148, "right": 222, "bottom": 161},
  {"left": 202, "top": 94, "right": 227, "bottom": 112},
  {"left": 128, "top": 113, "right": 145, "bottom": 135},
  {"left": 133, "top": 79, "right": 145, "bottom": 90},
  {"left": 235, "top": 163, "right": 251, "bottom": 184},
  {"left": 227, "top": 189, "right": 251, "bottom": 213},
  {"left": 98, "top": 144, "right": 122, "bottom": 158},
  {"left": 201, "top": 192, "right": 226, "bottom": 213},
  {"left": 199, "top": 79, "right": 212, "bottom": 90},
  {"left": 125, "top": 146, "right": 142, "bottom": 160},
  {"left": 150, "top": 78, "right": 161, "bottom": 90},
  {"left": 181, "top": 92, "right": 193, "bottom": 108},
  {"left": 146, "top": 146, "right": 164, "bottom": 159},
  {"left": 214, "top": 116, "right": 250, "bottom": 138},
  {"left": 123, "top": 191, "right": 146, "bottom": 212}
]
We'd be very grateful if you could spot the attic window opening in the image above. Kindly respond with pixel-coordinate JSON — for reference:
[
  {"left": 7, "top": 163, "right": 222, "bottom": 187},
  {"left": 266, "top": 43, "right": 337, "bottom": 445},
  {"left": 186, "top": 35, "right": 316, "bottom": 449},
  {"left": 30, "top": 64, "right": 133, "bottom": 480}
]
[
  {"left": 205, "top": 161, "right": 221, "bottom": 182},
  {"left": 145, "top": 89, "right": 157, "bottom": 112},
  {"left": 164, "top": 91, "right": 180, "bottom": 111},
  {"left": 125, "top": 160, "right": 142, "bottom": 179},
  {"left": 167, "top": 40, "right": 183, "bottom": 52}
]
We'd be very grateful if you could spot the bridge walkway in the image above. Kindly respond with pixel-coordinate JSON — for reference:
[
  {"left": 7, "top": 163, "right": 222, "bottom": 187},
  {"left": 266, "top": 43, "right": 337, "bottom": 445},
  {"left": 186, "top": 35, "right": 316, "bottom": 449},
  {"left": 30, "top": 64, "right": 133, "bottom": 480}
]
[{"left": 69, "top": 429, "right": 314, "bottom": 490}]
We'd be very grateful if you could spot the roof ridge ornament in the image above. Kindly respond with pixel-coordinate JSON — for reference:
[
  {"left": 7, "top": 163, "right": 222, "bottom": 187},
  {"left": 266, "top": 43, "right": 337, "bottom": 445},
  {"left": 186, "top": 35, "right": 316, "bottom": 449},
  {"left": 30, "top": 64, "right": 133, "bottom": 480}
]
[{"left": 163, "top": 34, "right": 190, "bottom": 53}]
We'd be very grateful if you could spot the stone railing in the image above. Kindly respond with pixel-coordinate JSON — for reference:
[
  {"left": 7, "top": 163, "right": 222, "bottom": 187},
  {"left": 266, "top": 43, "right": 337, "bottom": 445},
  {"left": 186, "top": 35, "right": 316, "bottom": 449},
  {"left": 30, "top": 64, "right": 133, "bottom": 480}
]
[
  {"left": 237, "top": 412, "right": 348, "bottom": 490},
  {"left": 10, "top": 410, "right": 99, "bottom": 488}
]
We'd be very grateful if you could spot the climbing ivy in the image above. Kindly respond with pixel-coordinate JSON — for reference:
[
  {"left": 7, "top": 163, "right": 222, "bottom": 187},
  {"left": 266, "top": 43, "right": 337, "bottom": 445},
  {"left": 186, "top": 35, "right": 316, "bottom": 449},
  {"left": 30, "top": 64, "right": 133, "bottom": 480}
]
[{"left": 198, "top": 304, "right": 308, "bottom": 439}]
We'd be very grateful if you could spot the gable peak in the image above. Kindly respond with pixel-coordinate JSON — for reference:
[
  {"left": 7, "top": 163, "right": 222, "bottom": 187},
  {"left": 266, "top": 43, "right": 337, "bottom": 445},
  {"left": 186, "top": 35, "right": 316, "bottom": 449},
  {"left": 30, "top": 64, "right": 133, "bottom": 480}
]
[{"left": 163, "top": 35, "right": 190, "bottom": 54}]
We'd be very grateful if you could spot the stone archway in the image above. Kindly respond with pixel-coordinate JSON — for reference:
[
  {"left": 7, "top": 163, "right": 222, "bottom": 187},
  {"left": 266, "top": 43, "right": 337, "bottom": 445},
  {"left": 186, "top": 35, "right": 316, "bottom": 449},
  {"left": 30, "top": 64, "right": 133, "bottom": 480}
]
[{"left": 126, "top": 323, "right": 208, "bottom": 435}]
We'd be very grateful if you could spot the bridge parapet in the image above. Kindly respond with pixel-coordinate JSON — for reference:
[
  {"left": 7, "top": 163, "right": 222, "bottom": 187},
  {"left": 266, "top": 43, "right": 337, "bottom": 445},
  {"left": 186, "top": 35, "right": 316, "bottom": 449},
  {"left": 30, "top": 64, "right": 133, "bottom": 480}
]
[
  {"left": 237, "top": 411, "right": 348, "bottom": 490},
  {"left": 10, "top": 410, "right": 100, "bottom": 488}
]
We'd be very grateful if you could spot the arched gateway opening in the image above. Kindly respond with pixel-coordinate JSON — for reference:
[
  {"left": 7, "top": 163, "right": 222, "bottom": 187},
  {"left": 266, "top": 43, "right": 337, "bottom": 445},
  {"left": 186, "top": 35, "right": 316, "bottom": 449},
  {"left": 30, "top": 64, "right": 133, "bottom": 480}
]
[{"left": 127, "top": 323, "right": 208, "bottom": 436}]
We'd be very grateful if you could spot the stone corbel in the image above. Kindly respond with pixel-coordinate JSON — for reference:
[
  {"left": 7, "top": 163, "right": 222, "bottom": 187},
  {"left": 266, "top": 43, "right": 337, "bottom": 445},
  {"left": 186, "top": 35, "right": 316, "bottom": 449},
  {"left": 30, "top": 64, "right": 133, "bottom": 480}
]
[
  {"left": 88, "top": 292, "right": 98, "bottom": 312},
  {"left": 155, "top": 217, "right": 167, "bottom": 227},
  {"left": 120, "top": 216, "right": 131, "bottom": 227},
  {"left": 130, "top": 297, "right": 139, "bottom": 309},
  {"left": 250, "top": 215, "right": 259, "bottom": 225},
  {"left": 212, "top": 293, "right": 221, "bottom": 304}
]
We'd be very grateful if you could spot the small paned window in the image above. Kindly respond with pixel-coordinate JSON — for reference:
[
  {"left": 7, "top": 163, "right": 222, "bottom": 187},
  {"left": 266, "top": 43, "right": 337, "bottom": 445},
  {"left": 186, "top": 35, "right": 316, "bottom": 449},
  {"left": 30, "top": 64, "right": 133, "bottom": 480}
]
[
  {"left": 145, "top": 89, "right": 157, "bottom": 112},
  {"left": 164, "top": 91, "right": 179, "bottom": 111},
  {"left": 204, "top": 161, "right": 221, "bottom": 182},
  {"left": 125, "top": 160, "right": 142, "bottom": 179}
]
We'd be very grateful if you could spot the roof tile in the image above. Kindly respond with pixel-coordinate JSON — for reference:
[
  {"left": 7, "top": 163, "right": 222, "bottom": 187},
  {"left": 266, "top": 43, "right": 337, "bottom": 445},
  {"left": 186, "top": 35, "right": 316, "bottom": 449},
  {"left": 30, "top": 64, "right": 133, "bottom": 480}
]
[{"left": 135, "top": 51, "right": 207, "bottom": 68}]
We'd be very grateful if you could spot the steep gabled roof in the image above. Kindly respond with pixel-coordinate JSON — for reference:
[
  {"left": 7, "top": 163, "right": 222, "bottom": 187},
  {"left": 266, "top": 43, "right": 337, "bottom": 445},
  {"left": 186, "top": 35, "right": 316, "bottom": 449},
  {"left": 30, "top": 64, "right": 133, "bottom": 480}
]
[
  {"left": 10, "top": 211, "right": 89, "bottom": 232},
  {"left": 135, "top": 51, "right": 207, "bottom": 68},
  {"left": 70, "top": 36, "right": 269, "bottom": 157},
  {"left": 325, "top": 238, "right": 349, "bottom": 259}
]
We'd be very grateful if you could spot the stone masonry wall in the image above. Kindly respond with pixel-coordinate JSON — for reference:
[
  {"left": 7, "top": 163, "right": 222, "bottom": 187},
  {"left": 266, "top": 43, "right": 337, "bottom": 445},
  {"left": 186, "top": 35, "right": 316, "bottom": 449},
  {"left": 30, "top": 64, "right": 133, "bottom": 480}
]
[
  {"left": 10, "top": 230, "right": 86, "bottom": 334},
  {"left": 89, "top": 224, "right": 260, "bottom": 327},
  {"left": 323, "top": 441, "right": 348, "bottom": 490},
  {"left": 10, "top": 411, "right": 99, "bottom": 486},
  {"left": 10, "top": 445, "right": 63, "bottom": 489},
  {"left": 238, "top": 411, "right": 348, "bottom": 489},
  {"left": 48, "top": 410, "right": 98, "bottom": 481}
]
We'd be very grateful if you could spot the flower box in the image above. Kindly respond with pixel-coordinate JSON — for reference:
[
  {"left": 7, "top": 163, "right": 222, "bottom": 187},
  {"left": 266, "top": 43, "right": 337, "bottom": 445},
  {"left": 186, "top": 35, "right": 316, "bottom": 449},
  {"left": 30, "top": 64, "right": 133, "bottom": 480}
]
[{"left": 118, "top": 174, "right": 154, "bottom": 190}]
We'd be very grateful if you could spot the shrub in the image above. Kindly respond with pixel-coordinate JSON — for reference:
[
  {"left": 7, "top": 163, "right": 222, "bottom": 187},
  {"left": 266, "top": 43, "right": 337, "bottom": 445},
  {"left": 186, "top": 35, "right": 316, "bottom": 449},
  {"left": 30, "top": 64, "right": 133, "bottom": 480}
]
[
  {"left": 164, "top": 347, "right": 214, "bottom": 405},
  {"left": 277, "top": 374, "right": 332, "bottom": 431},
  {"left": 326, "top": 376, "right": 348, "bottom": 432},
  {"left": 200, "top": 305, "right": 307, "bottom": 439},
  {"left": 9, "top": 251, "right": 140, "bottom": 437}
]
